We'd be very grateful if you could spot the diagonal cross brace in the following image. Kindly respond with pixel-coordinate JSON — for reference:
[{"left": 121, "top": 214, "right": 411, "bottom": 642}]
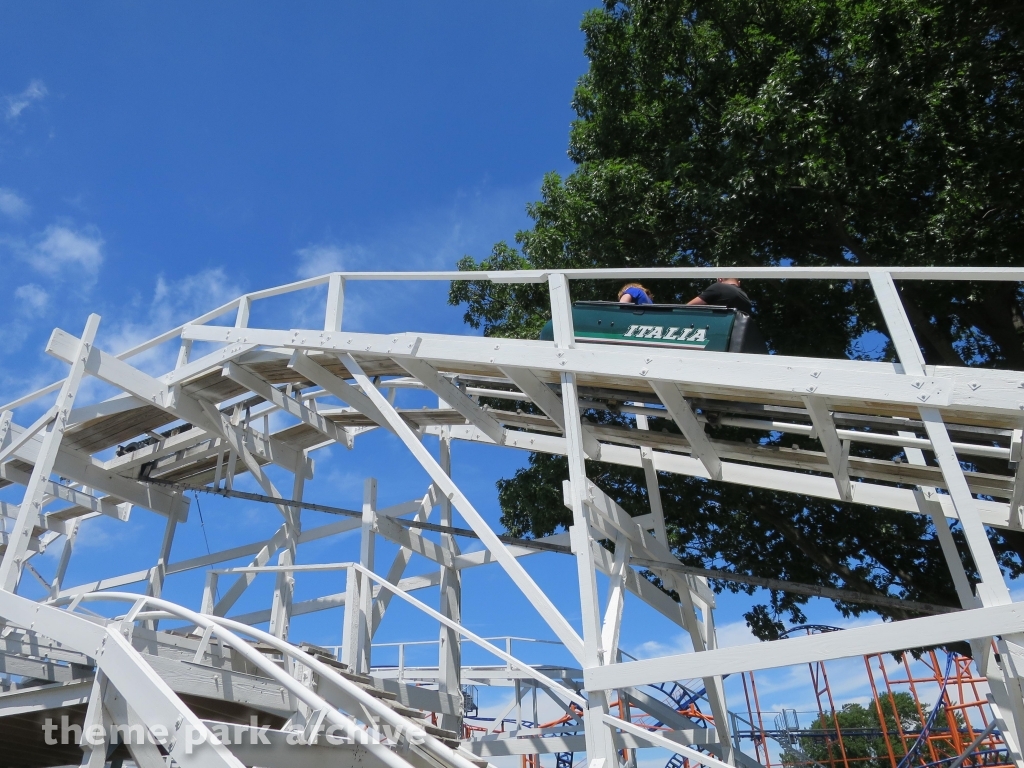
[
  {"left": 0, "top": 315, "right": 99, "bottom": 593},
  {"left": 221, "top": 361, "right": 347, "bottom": 446},
  {"left": 46, "top": 327, "right": 303, "bottom": 472},
  {"left": 803, "top": 395, "right": 852, "bottom": 501},
  {"left": 338, "top": 351, "right": 585, "bottom": 663},
  {"left": 399, "top": 357, "right": 506, "bottom": 446},
  {"left": 650, "top": 381, "right": 722, "bottom": 481},
  {"left": 287, "top": 351, "right": 394, "bottom": 433},
  {"left": 501, "top": 366, "right": 601, "bottom": 459}
]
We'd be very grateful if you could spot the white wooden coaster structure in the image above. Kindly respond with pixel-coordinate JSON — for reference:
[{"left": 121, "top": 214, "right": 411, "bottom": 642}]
[{"left": 0, "top": 266, "right": 1022, "bottom": 768}]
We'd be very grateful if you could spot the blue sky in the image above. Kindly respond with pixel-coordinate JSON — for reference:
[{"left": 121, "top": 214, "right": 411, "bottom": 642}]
[{"left": 0, "top": 5, "right": 985, "bottom": 762}]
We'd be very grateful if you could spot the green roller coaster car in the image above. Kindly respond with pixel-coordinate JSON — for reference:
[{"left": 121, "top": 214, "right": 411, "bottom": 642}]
[{"left": 539, "top": 301, "right": 767, "bottom": 354}]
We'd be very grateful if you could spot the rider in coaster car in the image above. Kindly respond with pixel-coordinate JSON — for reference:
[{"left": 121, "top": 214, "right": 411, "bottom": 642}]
[
  {"left": 687, "top": 278, "right": 752, "bottom": 313},
  {"left": 618, "top": 283, "right": 654, "bottom": 305}
]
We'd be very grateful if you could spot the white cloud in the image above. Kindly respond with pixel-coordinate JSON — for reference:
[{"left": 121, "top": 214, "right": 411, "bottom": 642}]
[
  {"left": 0, "top": 188, "right": 30, "bottom": 219},
  {"left": 6, "top": 79, "right": 47, "bottom": 121},
  {"left": 21, "top": 224, "right": 104, "bottom": 278},
  {"left": 14, "top": 283, "right": 48, "bottom": 313},
  {"left": 104, "top": 268, "right": 244, "bottom": 363},
  {"left": 295, "top": 243, "right": 365, "bottom": 279},
  {"left": 631, "top": 632, "right": 693, "bottom": 660},
  {"left": 714, "top": 619, "right": 762, "bottom": 648}
]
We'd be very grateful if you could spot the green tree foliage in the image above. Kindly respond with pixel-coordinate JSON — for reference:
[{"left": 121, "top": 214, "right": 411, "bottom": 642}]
[
  {"left": 782, "top": 692, "right": 924, "bottom": 768},
  {"left": 449, "top": 0, "right": 1024, "bottom": 637}
]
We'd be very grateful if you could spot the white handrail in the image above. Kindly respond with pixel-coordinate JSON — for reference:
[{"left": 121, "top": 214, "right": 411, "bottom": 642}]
[
  {"left": 209, "top": 561, "right": 587, "bottom": 707},
  {"left": 3, "top": 265, "right": 1019, "bottom": 413},
  {"left": 55, "top": 591, "right": 493, "bottom": 768}
]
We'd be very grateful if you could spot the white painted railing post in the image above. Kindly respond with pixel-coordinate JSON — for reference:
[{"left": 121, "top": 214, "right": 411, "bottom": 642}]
[
  {"left": 325, "top": 273, "right": 345, "bottom": 331},
  {"left": 234, "top": 295, "right": 251, "bottom": 329},
  {"left": 548, "top": 272, "right": 619, "bottom": 768}
]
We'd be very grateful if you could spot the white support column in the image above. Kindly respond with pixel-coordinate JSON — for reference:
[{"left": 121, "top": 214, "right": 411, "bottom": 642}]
[
  {"left": 102, "top": 683, "right": 167, "bottom": 768},
  {"left": 325, "top": 273, "right": 345, "bottom": 332},
  {"left": 49, "top": 518, "right": 82, "bottom": 599},
  {"left": 270, "top": 457, "right": 308, "bottom": 641},
  {"left": 0, "top": 409, "right": 12, "bottom": 452},
  {"left": 438, "top": 425, "right": 463, "bottom": 734},
  {"left": 0, "top": 314, "right": 99, "bottom": 593},
  {"left": 337, "top": 351, "right": 585, "bottom": 661},
  {"left": 921, "top": 407, "right": 1012, "bottom": 603},
  {"left": 502, "top": 366, "right": 601, "bottom": 459},
  {"left": 650, "top": 382, "right": 722, "bottom": 481},
  {"left": 900, "top": 433, "right": 975, "bottom": 608},
  {"left": 1010, "top": 431, "right": 1024, "bottom": 529},
  {"left": 357, "top": 476, "right": 376, "bottom": 674},
  {"left": 174, "top": 337, "right": 193, "bottom": 369},
  {"left": 635, "top": 415, "right": 668, "bottom": 547},
  {"left": 632, "top": 414, "right": 735, "bottom": 764},
  {"left": 371, "top": 489, "right": 436, "bottom": 633},
  {"left": 601, "top": 536, "right": 630, "bottom": 658},
  {"left": 898, "top": 430, "right": 1017, "bottom": 729},
  {"left": 343, "top": 478, "right": 376, "bottom": 674},
  {"left": 212, "top": 521, "right": 290, "bottom": 616},
  {"left": 870, "top": 271, "right": 1009, "bottom": 601},
  {"left": 548, "top": 272, "right": 618, "bottom": 768},
  {"left": 342, "top": 565, "right": 359, "bottom": 671},
  {"left": 872, "top": 269, "right": 1024, "bottom": 764},
  {"left": 803, "top": 395, "right": 852, "bottom": 501},
  {"left": 234, "top": 295, "right": 251, "bottom": 328},
  {"left": 144, "top": 511, "right": 178, "bottom": 630},
  {"left": 78, "top": 670, "right": 111, "bottom": 768}
]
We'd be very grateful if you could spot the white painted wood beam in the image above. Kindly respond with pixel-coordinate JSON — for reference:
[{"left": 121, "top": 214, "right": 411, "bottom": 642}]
[
  {"left": 585, "top": 601, "right": 1024, "bottom": 691},
  {"left": 651, "top": 380, "right": 722, "bottom": 480},
  {"left": 182, "top": 324, "right": 1016, "bottom": 415},
  {"left": 444, "top": 424, "right": 1016, "bottom": 530},
  {"left": 501, "top": 365, "right": 601, "bottom": 458},
  {"left": 287, "top": 350, "right": 393, "bottom": 432},
  {"left": 325, "top": 274, "right": 345, "bottom": 332},
  {"left": 221, "top": 361, "right": 347, "bottom": 446},
  {"left": 803, "top": 395, "right": 852, "bottom": 501},
  {"left": 398, "top": 357, "right": 506, "bottom": 445},
  {"left": 337, "top": 350, "right": 586, "bottom": 663},
  {"left": 1, "top": 315, "right": 99, "bottom": 592}
]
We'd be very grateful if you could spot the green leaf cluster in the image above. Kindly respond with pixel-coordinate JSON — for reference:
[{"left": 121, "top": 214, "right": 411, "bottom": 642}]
[
  {"left": 782, "top": 692, "right": 923, "bottom": 768},
  {"left": 449, "top": 0, "right": 1024, "bottom": 638}
]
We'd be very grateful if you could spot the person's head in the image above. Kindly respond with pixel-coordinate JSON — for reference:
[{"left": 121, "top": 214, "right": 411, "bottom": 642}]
[
  {"left": 618, "top": 282, "right": 654, "bottom": 302},
  {"left": 717, "top": 277, "right": 741, "bottom": 286}
]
